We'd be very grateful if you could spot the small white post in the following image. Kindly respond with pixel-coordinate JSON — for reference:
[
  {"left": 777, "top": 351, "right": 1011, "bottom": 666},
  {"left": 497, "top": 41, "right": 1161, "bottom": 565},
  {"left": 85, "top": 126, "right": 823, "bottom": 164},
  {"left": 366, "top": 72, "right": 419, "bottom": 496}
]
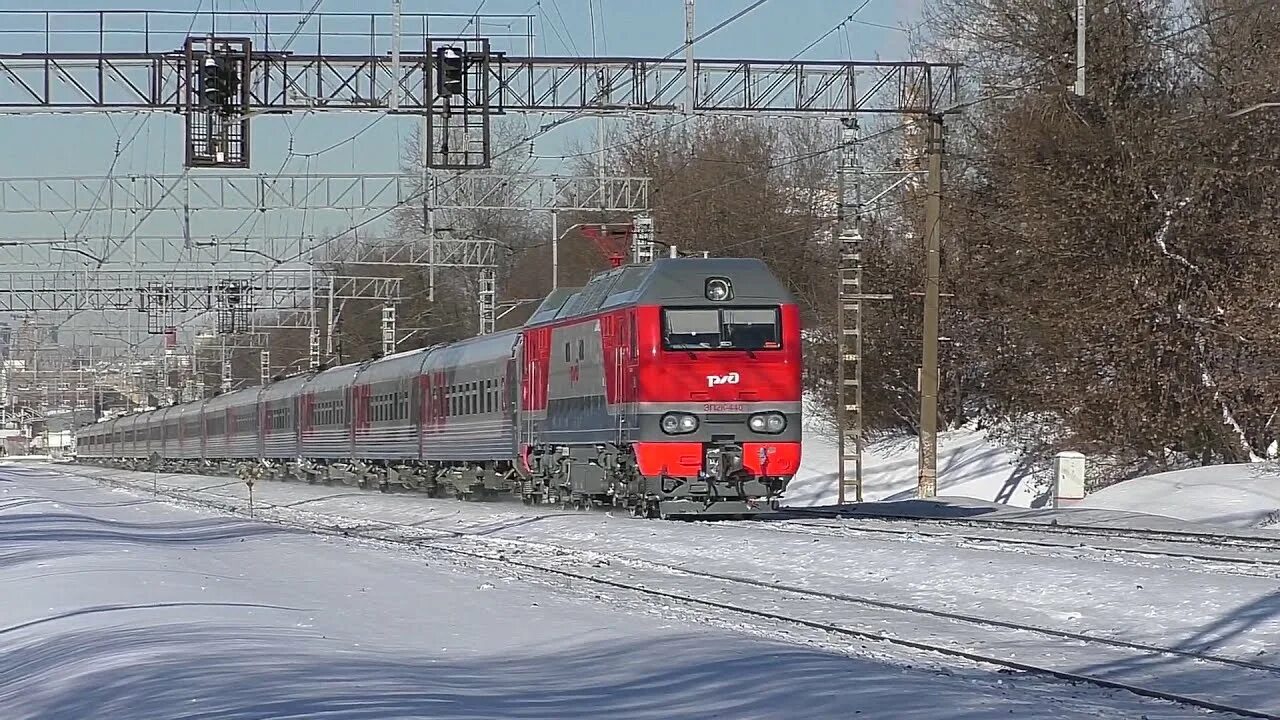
[
  {"left": 1075, "top": 0, "right": 1086, "bottom": 96},
  {"left": 1052, "top": 451, "right": 1086, "bottom": 508}
]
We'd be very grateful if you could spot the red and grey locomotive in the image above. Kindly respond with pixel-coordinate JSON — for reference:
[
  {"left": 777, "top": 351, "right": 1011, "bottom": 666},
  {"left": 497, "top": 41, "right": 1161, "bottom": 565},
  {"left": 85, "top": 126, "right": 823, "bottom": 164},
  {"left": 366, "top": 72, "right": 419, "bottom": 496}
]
[{"left": 75, "top": 257, "right": 802, "bottom": 517}]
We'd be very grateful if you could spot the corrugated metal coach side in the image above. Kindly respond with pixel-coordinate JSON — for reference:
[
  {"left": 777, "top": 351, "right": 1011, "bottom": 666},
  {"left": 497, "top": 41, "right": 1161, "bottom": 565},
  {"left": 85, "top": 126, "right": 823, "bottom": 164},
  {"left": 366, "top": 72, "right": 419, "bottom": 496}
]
[
  {"left": 300, "top": 361, "right": 365, "bottom": 460},
  {"left": 352, "top": 348, "right": 433, "bottom": 462},
  {"left": 421, "top": 330, "right": 521, "bottom": 463},
  {"left": 176, "top": 400, "right": 207, "bottom": 461},
  {"left": 261, "top": 373, "right": 312, "bottom": 460},
  {"left": 116, "top": 413, "right": 141, "bottom": 458}
]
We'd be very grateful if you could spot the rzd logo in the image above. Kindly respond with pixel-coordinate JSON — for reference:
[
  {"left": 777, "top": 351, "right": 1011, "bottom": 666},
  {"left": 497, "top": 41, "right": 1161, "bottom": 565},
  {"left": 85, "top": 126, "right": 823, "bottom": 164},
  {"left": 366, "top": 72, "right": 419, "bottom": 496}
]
[{"left": 706, "top": 372, "right": 741, "bottom": 388}]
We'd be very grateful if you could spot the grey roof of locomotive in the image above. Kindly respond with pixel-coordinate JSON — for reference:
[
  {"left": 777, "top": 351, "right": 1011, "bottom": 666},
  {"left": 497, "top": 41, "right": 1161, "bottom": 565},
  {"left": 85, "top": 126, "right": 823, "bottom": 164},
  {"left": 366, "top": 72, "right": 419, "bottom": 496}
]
[{"left": 523, "top": 258, "right": 794, "bottom": 328}]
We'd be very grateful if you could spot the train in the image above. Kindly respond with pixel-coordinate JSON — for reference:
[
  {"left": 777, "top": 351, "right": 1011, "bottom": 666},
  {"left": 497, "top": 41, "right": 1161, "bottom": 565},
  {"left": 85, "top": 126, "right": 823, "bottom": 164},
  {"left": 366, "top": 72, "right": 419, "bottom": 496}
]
[{"left": 74, "top": 257, "right": 803, "bottom": 518}]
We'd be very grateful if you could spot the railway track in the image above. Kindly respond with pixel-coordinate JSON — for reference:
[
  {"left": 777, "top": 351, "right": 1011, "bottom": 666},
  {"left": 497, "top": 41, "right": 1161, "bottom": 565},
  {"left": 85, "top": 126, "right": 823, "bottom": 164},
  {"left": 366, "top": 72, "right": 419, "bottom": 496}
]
[
  {"left": 781, "top": 508, "right": 1280, "bottom": 550},
  {"left": 742, "top": 517, "right": 1280, "bottom": 577},
  {"left": 32, "top": 464, "right": 1280, "bottom": 720}
]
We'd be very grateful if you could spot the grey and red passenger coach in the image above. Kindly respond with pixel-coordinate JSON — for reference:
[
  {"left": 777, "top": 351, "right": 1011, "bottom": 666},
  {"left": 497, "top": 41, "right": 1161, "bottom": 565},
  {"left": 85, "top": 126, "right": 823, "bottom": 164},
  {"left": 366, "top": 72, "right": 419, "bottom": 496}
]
[{"left": 75, "top": 258, "right": 803, "bottom": 517}]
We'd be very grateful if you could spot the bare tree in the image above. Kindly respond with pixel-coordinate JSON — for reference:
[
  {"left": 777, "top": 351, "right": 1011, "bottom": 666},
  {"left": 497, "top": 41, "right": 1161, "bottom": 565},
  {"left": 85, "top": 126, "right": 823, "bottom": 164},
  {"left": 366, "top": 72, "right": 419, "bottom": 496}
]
[{"left": 912, "top": 0, "right": 1280, "bottom": 483}]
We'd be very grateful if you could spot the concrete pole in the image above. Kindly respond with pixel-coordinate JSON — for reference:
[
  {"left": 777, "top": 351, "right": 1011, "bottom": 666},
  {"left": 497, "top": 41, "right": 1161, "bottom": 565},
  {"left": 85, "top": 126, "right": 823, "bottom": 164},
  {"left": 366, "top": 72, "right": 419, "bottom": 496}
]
[
  {"left": 685, "top": 0, "right": 696, "bottom": 113},
  {"left": 390, "top": 0, "right": 402, "bottom": 111},
  {"left": 423, "top": 115, "right": 436, "bottom": 303},
  {"left": 918, "top": 114, "right": 944, "bottom": 499},
  {"left": 551, "top": 209, "right": 559, "bottom": 290},
  {"left": 1075, "top": 0, "right": 1086, "bottom": 97}
]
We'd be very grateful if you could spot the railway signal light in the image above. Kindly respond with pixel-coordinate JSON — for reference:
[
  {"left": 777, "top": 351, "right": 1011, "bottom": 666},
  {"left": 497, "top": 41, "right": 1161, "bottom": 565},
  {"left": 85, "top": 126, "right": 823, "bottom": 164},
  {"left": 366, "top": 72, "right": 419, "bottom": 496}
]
[
  {"left": 200, "top": 51, "right": 240, "bottom": 114},
  {"left": 436, "top": 46, "right": 465, "bottom": 98}
]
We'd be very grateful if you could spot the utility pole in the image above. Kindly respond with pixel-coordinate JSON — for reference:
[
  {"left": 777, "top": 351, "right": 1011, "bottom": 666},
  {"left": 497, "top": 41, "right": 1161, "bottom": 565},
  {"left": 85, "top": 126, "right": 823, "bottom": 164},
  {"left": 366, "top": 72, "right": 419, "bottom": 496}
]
[
  {"left": 423, "top": 117, "right": 437, "bottom": 303},
  {"left": 390, "top": 0, "right": 402, "bottom": 111},
  {"left": 686, "top": 0, "right": 696, "bottom": 112},
  {"left": 835, "top": 115, "right": 894, "bottom": 505},
  {"left": 550, "top": 209, "right": 559, "bottom": 290},
  {"left": 918, "top": 113, "right": 944, "bottom": 499},
  {"left": 631, "top": 213, "right": 655, "bottom": 263},
  {"left": 834, "top": 119, "right": 865, "bottom": 499},
  {"left": 381, "top": 304, "right": 396, "bottom": 356},
  {"left": 1075, "top": 0, "right": 1086, "bottom": 96},
  {"left": 836, "top": 119, "right": 863, "bottom": 505},
  {"left": 308, "top": 250, "right": 320, "bottom": 371},
  {"left": 590, "top": 2, "right": 606, "bottom": 202},
  {"left": 220, "top": 337, "right": 232, "bottom": 393},
  {"left": 325, "top": 276, "right": 336, "bottom": 362}
]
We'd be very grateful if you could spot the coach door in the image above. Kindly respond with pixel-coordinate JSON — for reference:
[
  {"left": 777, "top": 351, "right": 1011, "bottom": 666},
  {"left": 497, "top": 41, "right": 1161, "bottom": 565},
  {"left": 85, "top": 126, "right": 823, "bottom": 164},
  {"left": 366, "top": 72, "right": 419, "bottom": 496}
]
[{"left": 510, "top": 334, "right": 524, "bottom": 456}]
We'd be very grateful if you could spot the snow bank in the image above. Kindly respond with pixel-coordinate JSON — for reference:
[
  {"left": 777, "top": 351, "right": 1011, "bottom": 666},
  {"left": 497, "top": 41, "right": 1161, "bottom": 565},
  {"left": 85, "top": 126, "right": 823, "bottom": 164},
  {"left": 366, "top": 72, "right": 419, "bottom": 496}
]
[
  {"left": 784, "top": 422, "right": 1041, "bottom": 507},
  {"left": 1079, "top": 463, "right": 1280, "bottom": 529}
]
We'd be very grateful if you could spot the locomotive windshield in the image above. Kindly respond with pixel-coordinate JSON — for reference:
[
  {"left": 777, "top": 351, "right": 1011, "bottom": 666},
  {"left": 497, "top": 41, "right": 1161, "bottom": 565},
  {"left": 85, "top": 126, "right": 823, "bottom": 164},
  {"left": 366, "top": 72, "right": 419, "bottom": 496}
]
[{"left": 662, "top": 307, "right": 781, "bottom": 350}]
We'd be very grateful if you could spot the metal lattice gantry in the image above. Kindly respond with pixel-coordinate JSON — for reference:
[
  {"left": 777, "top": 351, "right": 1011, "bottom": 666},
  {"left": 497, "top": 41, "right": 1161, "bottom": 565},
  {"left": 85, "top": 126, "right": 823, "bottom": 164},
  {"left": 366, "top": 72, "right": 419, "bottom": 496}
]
[
  {"left": 0, "top": 172, "right": 650, "bottom": 270},
  {"left": 0, "top": 173, "right": 650, "bottom": 270},
  {"left": 0, "top": 235, "right": 503, "bottom": 270},
  {"left": 0, "top": 10, "right": 961, "bottom": 117},
  {"left": 0, "top": 173, "right": 650, "bottom": 215},
  {"left": 0, "top": 52, "right": 959, "bottom": 116},
  {"left": 0, "top": 268, "right": 398, "bottom": 315}
]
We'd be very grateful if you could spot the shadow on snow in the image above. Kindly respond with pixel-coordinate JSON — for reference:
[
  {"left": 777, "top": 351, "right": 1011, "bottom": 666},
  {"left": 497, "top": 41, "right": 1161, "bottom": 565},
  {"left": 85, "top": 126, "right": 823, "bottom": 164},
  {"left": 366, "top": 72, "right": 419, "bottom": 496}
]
[{"left": 0, "top": 625, "right": 1169, "bottom": 720}]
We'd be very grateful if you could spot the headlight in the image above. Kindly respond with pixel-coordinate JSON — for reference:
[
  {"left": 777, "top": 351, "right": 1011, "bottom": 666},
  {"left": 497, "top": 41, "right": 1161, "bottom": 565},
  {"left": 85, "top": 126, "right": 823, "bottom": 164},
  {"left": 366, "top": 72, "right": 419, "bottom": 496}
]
[
  {"left": 660, "top": 412, "right": 699, "bottom": 435},
  {"left": 749, "top": 412, "right": 787, "bottom": 434},
  {"left": 705, "top": 277, "right": 732, "bottom": 301}
]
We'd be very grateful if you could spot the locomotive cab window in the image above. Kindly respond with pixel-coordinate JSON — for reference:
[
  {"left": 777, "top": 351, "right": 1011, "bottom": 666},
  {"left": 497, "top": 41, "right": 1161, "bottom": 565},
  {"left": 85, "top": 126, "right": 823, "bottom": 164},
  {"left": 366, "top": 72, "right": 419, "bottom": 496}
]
[{"left": 662, "top": 306, "right": 781, "bottom": 351}]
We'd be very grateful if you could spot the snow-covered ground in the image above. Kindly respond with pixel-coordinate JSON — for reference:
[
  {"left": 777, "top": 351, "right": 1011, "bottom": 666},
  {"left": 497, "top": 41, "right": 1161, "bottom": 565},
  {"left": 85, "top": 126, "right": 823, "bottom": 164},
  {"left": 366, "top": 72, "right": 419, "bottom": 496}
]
[
  {"left": 4, "top": 462, "right": 1239, "bottom": 720},
  {"left": 785, "top": 421, "right": 1040, "bottom": 507},
  {"left": 789, "top": 419, "right": 1280, "bottom": 532},
  {"left": 1080, "top": 462, "right": 1280, "bottom": 529},
  {"left": 13, "top": 461, "right": 1280, "bottom": 716}
]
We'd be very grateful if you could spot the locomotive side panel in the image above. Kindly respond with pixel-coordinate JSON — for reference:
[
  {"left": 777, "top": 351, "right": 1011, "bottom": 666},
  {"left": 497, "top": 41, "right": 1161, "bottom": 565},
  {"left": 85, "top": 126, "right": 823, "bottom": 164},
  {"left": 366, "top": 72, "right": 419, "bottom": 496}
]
[{"left": 519, "top": 308, "right": 638, "bottom": 448}]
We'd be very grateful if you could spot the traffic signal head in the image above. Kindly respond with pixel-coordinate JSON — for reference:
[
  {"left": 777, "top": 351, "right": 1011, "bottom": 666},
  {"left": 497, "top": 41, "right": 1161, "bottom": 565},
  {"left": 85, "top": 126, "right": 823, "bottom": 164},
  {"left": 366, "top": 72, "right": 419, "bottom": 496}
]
[
  {"left": 436, "top": 46, "right": 465, "bottom": 98},
  {"left": 199, "top": 54, "right": 240, "bottom": 113}
]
